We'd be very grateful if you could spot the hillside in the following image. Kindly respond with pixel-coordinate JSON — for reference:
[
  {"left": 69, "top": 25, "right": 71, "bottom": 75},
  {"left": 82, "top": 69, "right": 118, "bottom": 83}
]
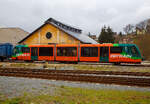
[{"left": 0, "top": 27, "right": 29, "bottom": 45}]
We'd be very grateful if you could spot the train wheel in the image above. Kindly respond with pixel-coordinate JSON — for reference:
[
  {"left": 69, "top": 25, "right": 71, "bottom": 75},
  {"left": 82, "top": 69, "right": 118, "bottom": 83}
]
[
  {"left": 114, "top": 62, "right": 121, "bottom": 65},
  {"left": 0, "top": 58, "right": 4, "bottom": 62},
  {"left": 25, "top": 60, "right": 33, "bottom": 63},
  {"left": 74, "top": 62, "right": 78, "bottom": 64}
]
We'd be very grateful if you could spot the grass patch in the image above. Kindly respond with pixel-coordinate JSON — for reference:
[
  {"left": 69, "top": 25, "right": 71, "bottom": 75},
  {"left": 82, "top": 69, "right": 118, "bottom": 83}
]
[
  {"left": 74, "top": 65, "right": 114, "bottom": 71},
  {"left": 10, "top": 63, "right": 37, "bottom": 68},
  {"left": 0, "top": 86, "right": 150, "bottom": 104},
  {"left": 74, "top": 64, "right": 150, "bottom": 72},
  {"left": 2, "top": 98, "right": 22, "bottom": 104},
  {"left": 0, "top": 64, "right": 2, "bottom": 68},
  {"left": 2, "top": 62, "right": 150, "bottom": 72}
]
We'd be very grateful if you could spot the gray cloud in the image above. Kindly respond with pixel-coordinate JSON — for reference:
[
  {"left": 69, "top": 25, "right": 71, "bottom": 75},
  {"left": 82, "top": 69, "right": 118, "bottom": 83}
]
[{"left": 0, "top": 0, "right": 150, "bottom": 36}]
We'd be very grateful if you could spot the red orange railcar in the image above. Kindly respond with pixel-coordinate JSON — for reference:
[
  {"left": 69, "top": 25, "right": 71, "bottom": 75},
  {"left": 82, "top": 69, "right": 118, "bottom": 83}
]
[{"left": 12, "top": 43, "right": 142, "bottom": 64}]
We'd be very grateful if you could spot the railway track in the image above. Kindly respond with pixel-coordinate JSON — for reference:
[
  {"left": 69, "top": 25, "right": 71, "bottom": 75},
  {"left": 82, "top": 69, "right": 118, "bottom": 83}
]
[
  {"left": 79, "top": 62, "right": 150, "bottom": 67},
  {"left": 0, "top": 68, "right": 150, "bottom": 87},
  {"left": 1, "top": 61, "right": 150, "bottom": 67}
]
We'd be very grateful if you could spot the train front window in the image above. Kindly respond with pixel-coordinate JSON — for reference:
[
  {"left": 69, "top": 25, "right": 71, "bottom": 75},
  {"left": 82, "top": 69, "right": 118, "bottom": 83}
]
[
  {"left": 13, "top": 47, "right": 18, "bottom": 55},
  {"left": 130, "top": 46, "right": 140, "bottom": 57},
  {"left": 13, "top": 48, "right": 16, "bottom": 55}
]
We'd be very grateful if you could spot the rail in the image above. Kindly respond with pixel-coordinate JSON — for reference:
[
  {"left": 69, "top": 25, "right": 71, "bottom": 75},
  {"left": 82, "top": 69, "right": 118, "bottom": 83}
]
[{"left": 0, "top": 68, "right": 150, "bottom": 87}]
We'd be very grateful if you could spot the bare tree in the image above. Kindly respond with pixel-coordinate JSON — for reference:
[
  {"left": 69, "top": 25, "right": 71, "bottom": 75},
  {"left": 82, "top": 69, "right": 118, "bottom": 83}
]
[
  {"left": 136, "top": 21, "right": 147, "bottom": 30},
  {"left": 146, "top": 19, "right": 150, "bottom": 34},
  {"left": 123, "top": 24, "right": 134, "bottom": 35}
]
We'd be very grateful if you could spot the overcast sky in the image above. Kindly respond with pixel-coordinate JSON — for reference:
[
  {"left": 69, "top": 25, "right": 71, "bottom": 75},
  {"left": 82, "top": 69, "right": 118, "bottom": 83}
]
[{"left": 0, "top": 0, "right": 150, "bottom": 36}]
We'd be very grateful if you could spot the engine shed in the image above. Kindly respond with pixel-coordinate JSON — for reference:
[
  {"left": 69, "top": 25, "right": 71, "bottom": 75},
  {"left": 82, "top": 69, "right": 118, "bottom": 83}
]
[{"left": 18, "top": 18, "right": 98, "bottom": 45}]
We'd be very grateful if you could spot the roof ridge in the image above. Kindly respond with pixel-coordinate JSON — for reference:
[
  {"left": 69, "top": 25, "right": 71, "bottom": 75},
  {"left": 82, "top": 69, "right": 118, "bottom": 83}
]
[{"left": 45, "top": 18, "right": 82, "bottom": 34}]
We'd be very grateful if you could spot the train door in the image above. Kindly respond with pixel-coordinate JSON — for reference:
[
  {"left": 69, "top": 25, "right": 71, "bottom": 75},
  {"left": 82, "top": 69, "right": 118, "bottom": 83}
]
[
  {"left": 31, "top": 47, "right": 38, "bottom": 61},
  {"left": 100, "top": 47, "right": 109, "bottom": 62}
]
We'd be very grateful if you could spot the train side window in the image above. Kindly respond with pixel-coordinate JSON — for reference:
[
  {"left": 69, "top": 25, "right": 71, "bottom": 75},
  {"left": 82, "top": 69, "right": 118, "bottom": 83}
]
[
  {"left": 81, "top": 47, "right": 89, "bottom": 57},
  {"left": 81, "top": 47, "right": 98, "bottom": 57},
  {"left": 110, "top": 47, "right": 122, "bottom": 53},
  {"left": 57, "top": 47, "right": 77, "bottom": 56},
  {"left": 21, "top": 47, "right": 30, "bottom": 53},
  {"left": 39, "top": 47, "right": 53, "bottom": 56},
  {"left": 67, "top": 47, "right": 77, "bottom": 56}
]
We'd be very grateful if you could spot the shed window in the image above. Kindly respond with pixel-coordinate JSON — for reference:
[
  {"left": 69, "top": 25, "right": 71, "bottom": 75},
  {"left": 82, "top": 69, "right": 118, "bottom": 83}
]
[
  {"left": 81, "top": 47, "right": 98, "bottom": 57},
  {"left": 46, "top": 32, "right": 52, "bottom": 39},
  {"left": 39, "top": 47, "right": 53, "bottom": 56},
  {"left": 21, "top": 47, "right": 30, "bottom": 53},
  {"left": 110, "top": 47, "right": 122, "bottom": 53},
  {"left": 57, "top": 47, "right": 77, "bottom": 56}
]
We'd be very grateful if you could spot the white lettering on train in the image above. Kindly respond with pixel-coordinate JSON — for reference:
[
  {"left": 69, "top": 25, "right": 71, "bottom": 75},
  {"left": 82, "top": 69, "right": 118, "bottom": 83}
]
[
  {"left": 16, "top": 53, "right": 30, "bottom": 57},
  {"left": 110, "top": 54, "right": 131, "bottom": 58}
]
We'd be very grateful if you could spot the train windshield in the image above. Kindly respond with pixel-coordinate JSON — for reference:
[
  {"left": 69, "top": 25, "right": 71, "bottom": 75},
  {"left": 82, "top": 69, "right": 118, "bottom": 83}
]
[
  {"left": 130, "top": 46, "right": 141, "bottom": 57},
  {"left": 13, "top": 47, "right": 19, "bottom": 55}
]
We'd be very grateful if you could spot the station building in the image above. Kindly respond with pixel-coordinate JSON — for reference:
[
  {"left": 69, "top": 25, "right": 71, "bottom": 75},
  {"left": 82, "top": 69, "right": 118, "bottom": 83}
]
[{"left": 18, "top": 18, "right": 98, "bottom": 45}]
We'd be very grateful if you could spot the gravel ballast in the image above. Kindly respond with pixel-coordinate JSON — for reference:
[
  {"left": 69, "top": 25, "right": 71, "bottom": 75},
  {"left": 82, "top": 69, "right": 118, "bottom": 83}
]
[{"left": 0, "top": 76, "right": 150, "bottom": 98}]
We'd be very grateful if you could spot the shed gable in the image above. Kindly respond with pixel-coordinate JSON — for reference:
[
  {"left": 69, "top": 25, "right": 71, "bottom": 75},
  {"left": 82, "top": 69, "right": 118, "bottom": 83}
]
[
  {"left": 22, "top": 23, "right": 80, "bottom": 45},
  {"left": 19, "top": 18, "right": 98, "bottom": 44}
]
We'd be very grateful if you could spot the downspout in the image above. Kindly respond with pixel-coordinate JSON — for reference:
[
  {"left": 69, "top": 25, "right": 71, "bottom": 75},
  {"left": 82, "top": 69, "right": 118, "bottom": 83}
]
[
  {"left": 57, "top": 29, "right": 60, "bottom": 43},
  {"left": 38, "top": 29, "right": 41, "bottom": 44}
]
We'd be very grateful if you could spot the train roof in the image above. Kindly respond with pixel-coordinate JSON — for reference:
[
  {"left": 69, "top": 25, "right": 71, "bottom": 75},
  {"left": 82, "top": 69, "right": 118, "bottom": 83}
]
[
  {"left": 0, "top": 43, "right": 13, "bottom": 46},
  {"left": 15, "top": 43, "right": 137, "bottom": 48}
]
